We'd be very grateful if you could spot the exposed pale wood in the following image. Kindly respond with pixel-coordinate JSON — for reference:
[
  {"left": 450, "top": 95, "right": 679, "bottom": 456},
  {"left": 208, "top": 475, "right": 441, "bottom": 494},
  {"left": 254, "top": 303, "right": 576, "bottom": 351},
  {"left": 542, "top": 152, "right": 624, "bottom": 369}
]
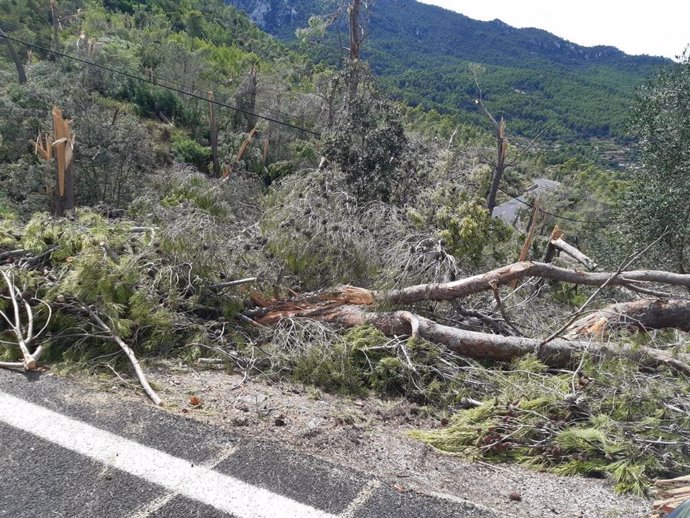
[
  {"left": 0, "top": 268, "right": 49, "bottom": 371},
  {"left": 543, "top": 225, "right": 564, "bottom": 264},
  {"left": 211, "top": 277, "right": 257, "bottom": 289},
  {"left": 235, "top": 126, "right": 258, "bottom": 163},
  {"left": 511, "top": 197, "right": 541, "bottom": 289},
  {"left": 551, "top": 238, "right": 597, "bottom": 270},
  {"left": 566, "top": 298, "right": 690, "bottom": 338}
]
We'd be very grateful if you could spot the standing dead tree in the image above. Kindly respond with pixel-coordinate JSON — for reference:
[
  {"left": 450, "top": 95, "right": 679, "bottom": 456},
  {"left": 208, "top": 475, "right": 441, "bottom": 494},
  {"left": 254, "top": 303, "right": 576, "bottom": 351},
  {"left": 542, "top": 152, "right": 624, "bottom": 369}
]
[
  {"left": 50, "top": 0, "right": 61, "bottom": 54},
  {"left": 348, "top": 0, "right": 364, "bottom": 61},
  {"left": 475, "top": 98, "right": 508, "bottom": 216},
  {"left": 208, "top": 90, "right": 220, "bottom": 177}
]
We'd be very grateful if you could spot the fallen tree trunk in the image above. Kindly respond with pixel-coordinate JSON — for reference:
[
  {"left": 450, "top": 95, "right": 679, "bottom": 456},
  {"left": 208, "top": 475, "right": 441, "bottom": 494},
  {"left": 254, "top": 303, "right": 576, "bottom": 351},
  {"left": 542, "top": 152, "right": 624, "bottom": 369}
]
[
  {"left": 550, "top": 238, "right": 597, "bottom": 270},
  {"left": 248, "top": 262, "right": 690, "bottom": 316},
  {"left": 252, "top": 304, "right": 690, "bottom": 376},
  {"left": 565, "top": 298, "right": 690, "bottom": 338},
  {"left": 380, "top": 261, "right": 690, "bottom": 305}
]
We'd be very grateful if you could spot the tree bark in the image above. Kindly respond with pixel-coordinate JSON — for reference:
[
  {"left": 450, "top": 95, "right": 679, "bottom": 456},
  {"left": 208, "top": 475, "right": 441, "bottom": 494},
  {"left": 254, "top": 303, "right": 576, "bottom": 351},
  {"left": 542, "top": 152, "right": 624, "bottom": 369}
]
[
  {"left": 245, "top": 65, "right": 257, "bottom": 133},
  {"left": 565, "top": 298, "right": 690, "bottom": 338},
  {"left": 0, "top": 28, "right": 27, "bottom": 84},
  {"left": 381, "top": 261, "right": 690, "bottom": 305},
  {"left": 50, "top": 0, "right": 61, "bottom": 54},
  {"left": 253, "top": 304, "right": 690, "bottom": 376},
  {"left": 208, "top": 91, "right": 220, "bottom": 177},
  {"left": 486, "top": 117, "right": 507, "bottom": 215},
  {"left": 348, "top": 0, "right": 363, "bottom": 61}
]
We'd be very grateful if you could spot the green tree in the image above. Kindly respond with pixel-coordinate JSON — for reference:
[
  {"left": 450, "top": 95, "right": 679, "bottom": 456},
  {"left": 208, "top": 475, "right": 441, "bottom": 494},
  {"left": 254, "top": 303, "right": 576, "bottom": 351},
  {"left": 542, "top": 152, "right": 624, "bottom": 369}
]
[
  {"left": 623, "top": 53, "right": 690, "bottom": 272},
  {"left": 322, "top": 66, "right": 415, "bottom": 203}
]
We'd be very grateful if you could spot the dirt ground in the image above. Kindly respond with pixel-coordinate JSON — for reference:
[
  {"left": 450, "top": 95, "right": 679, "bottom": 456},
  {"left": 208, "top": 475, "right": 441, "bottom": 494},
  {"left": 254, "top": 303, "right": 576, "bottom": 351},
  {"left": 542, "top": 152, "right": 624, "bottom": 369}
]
[{"left": 94, "top": 361, "right": 649, "bottom": 518}]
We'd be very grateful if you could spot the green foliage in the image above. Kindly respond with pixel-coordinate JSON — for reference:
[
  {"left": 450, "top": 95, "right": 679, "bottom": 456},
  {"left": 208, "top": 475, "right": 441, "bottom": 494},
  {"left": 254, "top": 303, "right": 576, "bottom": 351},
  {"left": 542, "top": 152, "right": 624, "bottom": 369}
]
[
  {"left": 171, "top": 134, "right": 211, "bottom": 174},
  {"left": 620, "top": 54, "right": 690, "bottom": 272},
  {"left": 322, "top": 64, "right": 421, "bottom": 203},
  {"left": 434, "top": 199, "right": 512, "bottom": 266},
  {"left": 409, "top": 188, "right": 513, "bottom": 267},
  {"left": 227, "top": 0, "right": 668, "bottom": 144},
  {"left": 271, "top": 323, "right": 472, "bottom": 405},
  {"left": 412, "top": 356, "right": 690, "bottom": 495}
]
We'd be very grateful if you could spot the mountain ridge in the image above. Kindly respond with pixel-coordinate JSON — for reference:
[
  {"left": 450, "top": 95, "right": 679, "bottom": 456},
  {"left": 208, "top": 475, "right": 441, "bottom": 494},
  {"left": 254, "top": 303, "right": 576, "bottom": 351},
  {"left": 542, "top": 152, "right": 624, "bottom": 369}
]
[{"left": 225, "top": 0, "right": 670, "bottom": 141}]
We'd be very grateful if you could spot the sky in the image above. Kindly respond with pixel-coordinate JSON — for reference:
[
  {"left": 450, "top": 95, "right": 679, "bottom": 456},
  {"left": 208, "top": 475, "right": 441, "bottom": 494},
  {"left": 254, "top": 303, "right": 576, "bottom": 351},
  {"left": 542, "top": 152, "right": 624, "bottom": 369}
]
[{"left": 418, "top": 0, "right": 690, "bottom": 59}]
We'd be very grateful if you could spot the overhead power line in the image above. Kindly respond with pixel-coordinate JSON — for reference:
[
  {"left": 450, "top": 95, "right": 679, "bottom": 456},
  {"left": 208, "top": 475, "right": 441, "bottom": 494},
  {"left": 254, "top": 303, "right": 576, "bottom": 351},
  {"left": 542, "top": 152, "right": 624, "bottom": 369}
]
[{"left": 0, "top": 33, "right": 322, "bottom": 137}]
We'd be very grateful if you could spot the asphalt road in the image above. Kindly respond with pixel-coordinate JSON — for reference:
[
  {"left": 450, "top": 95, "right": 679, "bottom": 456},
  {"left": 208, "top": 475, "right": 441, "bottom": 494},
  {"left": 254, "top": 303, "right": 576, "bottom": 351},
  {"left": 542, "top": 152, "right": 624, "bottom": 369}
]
[
  {"left": 493, "top": 178, "right": 561, "bottom": 223},
  {"left": 0, "top": 369, "right": 498, "bottom": 518}
]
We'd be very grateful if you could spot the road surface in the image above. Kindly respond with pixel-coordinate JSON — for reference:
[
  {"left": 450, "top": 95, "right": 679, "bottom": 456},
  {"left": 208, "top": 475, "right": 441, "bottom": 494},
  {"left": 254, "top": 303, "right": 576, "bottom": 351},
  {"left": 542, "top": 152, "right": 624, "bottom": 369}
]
[
  {"left": 0, "top": 369, "right": 498, "bottom": 518},
  {"left": 493, "top": 178, "right": 561, "bottom": 223}
]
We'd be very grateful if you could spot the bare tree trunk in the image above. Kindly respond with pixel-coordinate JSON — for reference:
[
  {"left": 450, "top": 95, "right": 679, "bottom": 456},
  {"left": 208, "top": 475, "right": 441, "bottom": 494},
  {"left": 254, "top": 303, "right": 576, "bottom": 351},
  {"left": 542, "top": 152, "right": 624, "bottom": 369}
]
[
  {"left": 208, "top": 90, "right": 220, "bottom": 177},
  {"left": 0, "top": 28, "right": 27, "bottom": 84},
  {"left": 511, "top": 197, "right": 540, "bottom": 289},
  {"left": 252, "top": 304, "right": 690, "bottom": 376},
  {"left": 51, "top": 107, "right": 75, "bottom": 216},
  {"left": 246, "top": 65, "right": 257, "bottom": 133},
  {"left": 381, "top": 261, "right": 690, "bottom": 304},
  {"left": 348, "top": 0, "right": 362, "bottom": 61},
  {"left": 486, "top": 117, "right": 507, "bottom": 215},
  {"left": 50, "top": 0, "right": 61, "bottom": 54},
  {"left": 565, "top": 298, "right": 690, "bottom": 338},
  {"left": 347, "top": 0, "right": 364, "bottom": 101}
]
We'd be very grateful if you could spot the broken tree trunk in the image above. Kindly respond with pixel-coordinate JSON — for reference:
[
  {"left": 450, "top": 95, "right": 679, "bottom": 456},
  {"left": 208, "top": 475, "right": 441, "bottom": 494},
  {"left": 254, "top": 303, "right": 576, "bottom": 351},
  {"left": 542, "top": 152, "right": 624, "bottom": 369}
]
[
  {"left": 247, "top": 263, "right": 690, "bottom": 322},
  {"left": 208, "top": 90, "right": 220, "bottom": 177},
  {"left": 543, "top": 225, "right": 597, "bottom": 270},
  {"left": 565, "top": 298, "right": 690, "bottom": 338},
  {"left": 250, "top": 303, "right": 690, "bottom": 376},
  {"left": 245, "top": 261, "right": 690, "bottom": 375},
  {"left": 0, "top": 27, "right": 27, "bottom": 84},
  {"left": 381, "top": 261, "right": 690, "bottom": 305},
  {"left": 245, "top": 65, "right": 258, "bottom": 133},
  {"left": 511, "top": 197, "right": 541, "bottom": 289},
  {"left": 652, "top": 475, "right": 690, "bottom": 517},
  {"left": 51, "top": 107, "right": 75, "bottom": 216}
]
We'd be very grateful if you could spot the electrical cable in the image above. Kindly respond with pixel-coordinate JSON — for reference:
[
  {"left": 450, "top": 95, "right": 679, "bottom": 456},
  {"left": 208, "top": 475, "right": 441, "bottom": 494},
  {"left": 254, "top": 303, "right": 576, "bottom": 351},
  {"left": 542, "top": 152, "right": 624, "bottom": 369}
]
[{"left": 0, "top": 33, "right": 322, "bottom": 137}]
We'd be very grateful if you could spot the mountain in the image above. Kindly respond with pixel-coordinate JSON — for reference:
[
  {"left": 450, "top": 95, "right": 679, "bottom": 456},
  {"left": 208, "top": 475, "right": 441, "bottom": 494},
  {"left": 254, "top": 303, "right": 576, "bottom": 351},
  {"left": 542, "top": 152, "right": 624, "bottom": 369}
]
[{"left": 225, "top": 0, "right": 670, "bottom": 141}]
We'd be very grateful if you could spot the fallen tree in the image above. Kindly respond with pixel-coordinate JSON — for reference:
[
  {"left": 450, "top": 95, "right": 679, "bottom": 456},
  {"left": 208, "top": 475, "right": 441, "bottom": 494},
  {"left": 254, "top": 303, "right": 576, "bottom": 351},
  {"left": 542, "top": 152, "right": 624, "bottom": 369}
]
[
  {"left": 246, "top": 262, "right": 690, "bottom": 375},
  {"left": 251, "top": 302, "right": 690, "bottom": 376}
]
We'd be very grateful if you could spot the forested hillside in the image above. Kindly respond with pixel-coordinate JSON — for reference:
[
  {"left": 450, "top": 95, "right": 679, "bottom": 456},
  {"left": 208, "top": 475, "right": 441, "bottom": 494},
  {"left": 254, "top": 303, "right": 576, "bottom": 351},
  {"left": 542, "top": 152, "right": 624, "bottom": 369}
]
[
  {"left": 1, "top": 1, "right": 689, "bottom": 514},
  {"left": 226, "top": 0, "right": 670, "bottom": 141}
]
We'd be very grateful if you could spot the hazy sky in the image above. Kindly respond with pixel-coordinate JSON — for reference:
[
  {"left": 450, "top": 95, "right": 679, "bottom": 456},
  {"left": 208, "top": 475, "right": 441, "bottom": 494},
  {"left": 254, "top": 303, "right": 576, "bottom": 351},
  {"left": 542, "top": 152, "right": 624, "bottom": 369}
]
[{"left": 418, "top": 0, "right": 690, "bottom": 59}]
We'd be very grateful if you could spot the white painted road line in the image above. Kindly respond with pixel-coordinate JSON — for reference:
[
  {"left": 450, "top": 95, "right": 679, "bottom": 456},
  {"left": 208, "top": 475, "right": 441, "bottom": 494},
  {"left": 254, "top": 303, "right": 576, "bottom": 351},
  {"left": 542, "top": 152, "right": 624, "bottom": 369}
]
[
  {"left": 0, "top": 391, "right": 337, "bottom": 518},
  {"left": 133, "top": 446, "right": 239, "bottom": 518},
  {"left": 339, "top": 479, "right": 381, "bottom": 518}
]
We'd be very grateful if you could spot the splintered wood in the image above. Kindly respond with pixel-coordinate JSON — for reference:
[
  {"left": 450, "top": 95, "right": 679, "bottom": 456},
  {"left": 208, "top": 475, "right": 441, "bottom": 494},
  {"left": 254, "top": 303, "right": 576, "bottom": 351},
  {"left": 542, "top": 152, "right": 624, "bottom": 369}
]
[
  {"left": 33, "top": 106, "right": 76, "bottom": 216},
  {"left": 651, "top": 475, "right": 690, "bottom": 517}
]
